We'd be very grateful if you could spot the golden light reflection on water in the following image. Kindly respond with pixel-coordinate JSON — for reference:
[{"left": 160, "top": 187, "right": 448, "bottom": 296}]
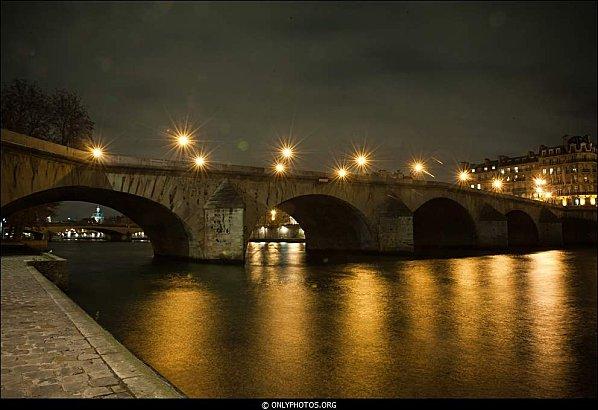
[
  {"left": 62, "top": 242, "right": 596, "bottom": 398},
  {"left": 125, "top": 278, "right": 225, "bottom": 395},
  {"left": 335, "top": 264, "right": 392, "bottom": 395},
  {"left": 399, "top": 261, "right": 438, "bottom": 386},
  {"left": 250, "top": 267, "right": 315, "bottom": 395},
  {"left": 526, "top": 250, "right": 574, "bottom": 394}
]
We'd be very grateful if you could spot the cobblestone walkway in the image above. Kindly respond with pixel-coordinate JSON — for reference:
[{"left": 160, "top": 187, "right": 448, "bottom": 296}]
[{"left": 1, "top": 256, "right": 183, "bottom": 398}]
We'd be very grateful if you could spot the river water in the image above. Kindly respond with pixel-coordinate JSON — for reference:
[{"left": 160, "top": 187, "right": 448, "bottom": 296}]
[{"left": 48, "top": 241, "right": 597, "bottom": 398}]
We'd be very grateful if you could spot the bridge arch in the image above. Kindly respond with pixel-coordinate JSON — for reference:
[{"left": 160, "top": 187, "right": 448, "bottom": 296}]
[
  {"left": 273, "top": 194, "right": 376, "bottom": 252},
  {"left": 1, "top": 186, "right": 191, "bottom": 258},
  {"left": 506, "top": 210, "right": 539, "bottom": 247},
  {"left": 413, "top": 197, "right": 477, "bottom": 249}
]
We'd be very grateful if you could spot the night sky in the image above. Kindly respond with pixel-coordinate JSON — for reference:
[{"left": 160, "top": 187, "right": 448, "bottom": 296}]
[{"left": 2, "top": 1, "right": 596, "bottom": 219}]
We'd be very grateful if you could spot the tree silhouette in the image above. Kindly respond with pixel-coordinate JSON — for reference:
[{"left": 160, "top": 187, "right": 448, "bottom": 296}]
[
  {"left": 1, "top": 78, "right": 94, "bottom": 149},
  {"left": 1, "top": 78, "right": 51, "bottom": 138},
  {"left": 1, "top": 79, "right": 94, "bottom": 239},
  {"left": 48, "top": 89, "right": 94, "bottom": 149}
]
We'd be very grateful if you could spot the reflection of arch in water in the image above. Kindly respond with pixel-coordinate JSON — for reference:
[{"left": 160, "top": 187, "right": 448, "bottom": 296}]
[
  {"left": 1, "top": 186, "right": 191, "bottom": 258},
  {"left": 413, "top": 197, "right": 477, "bottom": 249}
]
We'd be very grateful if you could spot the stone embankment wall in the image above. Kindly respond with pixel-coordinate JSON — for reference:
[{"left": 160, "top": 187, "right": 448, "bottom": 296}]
[{"left": 27, "top": 252, "right": 68, "bottom": 291}]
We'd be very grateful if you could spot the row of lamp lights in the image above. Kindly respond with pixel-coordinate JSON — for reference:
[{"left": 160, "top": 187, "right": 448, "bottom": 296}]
[
  {"left": 87, "top": 131, "right": 552, "bottom": 193},
  {"left": 89, "top": 134, "right": 443, "bottom": 181},
  {"left": 457, "top": 168, "right": 554, "bottom": 200}
]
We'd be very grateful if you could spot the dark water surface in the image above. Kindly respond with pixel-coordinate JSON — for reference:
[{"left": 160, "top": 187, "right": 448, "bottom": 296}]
[{"left": 49, "top": 242, "right": 597, "bottom": 398}]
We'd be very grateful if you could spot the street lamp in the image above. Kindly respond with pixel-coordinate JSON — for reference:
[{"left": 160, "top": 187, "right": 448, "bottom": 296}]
[
  {"left": 457, "top": 170, "right": 470, "bottom": 184},
  {"left": 280, "top": 146, "right": 294, "bottom": 160},
  {"left": 91, "top": 147, "right": 103, "bottom": 159},
  {"left": 273, "top": 162, "right": 286, "bottom": 175},
  {"left": 88, "top": 145, "right": 106, "bottom": 161},
  {"left": 193, "top": 154, "right": 207, "bottom": 170},
  {"left": 176, "top": 133, "right": 191, "bottom": 148},
  {"left": 335, "top": 166, "right": 349, "bottom": 180},
  {"left": 351, "top": 147, "right": 372, "bottom": 173},
  {"left": 412, "top": 161, "right": 425, "bottom": 174}
]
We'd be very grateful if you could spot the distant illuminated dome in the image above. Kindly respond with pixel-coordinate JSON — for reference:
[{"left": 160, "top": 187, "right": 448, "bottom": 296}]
[{"left": 91, "top": 205, "right": 105, "bottom": 223}]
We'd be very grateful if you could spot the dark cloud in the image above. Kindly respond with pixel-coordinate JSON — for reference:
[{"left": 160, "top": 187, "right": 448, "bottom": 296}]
[{"left": 1, "top": 1, "right": 596, "bottom": 181}]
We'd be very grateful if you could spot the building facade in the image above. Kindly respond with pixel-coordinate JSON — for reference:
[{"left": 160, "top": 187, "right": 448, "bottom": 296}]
[{"left": 462, "top": 135, "right": 597, "bottom": 207}]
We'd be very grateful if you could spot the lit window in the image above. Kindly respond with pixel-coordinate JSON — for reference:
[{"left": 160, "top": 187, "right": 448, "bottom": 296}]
[
  {"left": 580, "top": 197, "right": 586, "bottom": 206},
  {"left": 471, "top": 169, "right": 476, "bottom": 173},
  {"left": 542, "top": 168, "right": 547, "bottom": 174},
  {"left": 470, "top": 184, "right": 475, "bottom": 189},
  {"left": 549, "top": 168, "right": 553, "bottom": 174},
  {"left": 477, "top": 184, "right": 481, "bottom": 190},
  {"left": 484, "top": 167, "right": 488, "bottom": 171},
  {"left": 514, "top": 167, "right": 518, "bottom": 173},
  {"left": 491, "top": 166, "right": 496, "bottom": 170},
  {"left": 500, "top": 169, "right": 505, "bottom": 174},
  {"left": 591, "top": 197, "right": 596, "bottom": 206}
]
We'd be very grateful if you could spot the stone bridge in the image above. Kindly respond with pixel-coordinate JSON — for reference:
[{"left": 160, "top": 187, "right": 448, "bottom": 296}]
[{"left": 2, "top": 130, "right": 596, "bottom": 262}]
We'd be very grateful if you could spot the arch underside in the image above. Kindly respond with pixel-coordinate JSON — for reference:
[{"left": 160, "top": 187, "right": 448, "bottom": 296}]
[
  {"left": 413, "top": 197, "right": 477, "bottom": 249},
  {"left": 1, "top": 186, "right": 190, "bottom": 258},
  {"left": 506, "top": 210, "right": 539, "bottom": 247},
  {"left": 276, "top": 194, "right": 376, "bottom": 252}
]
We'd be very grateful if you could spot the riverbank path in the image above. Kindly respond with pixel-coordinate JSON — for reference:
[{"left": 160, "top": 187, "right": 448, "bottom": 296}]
[{"left": 1, "top": 255, "right": 183, "bottom": 398}]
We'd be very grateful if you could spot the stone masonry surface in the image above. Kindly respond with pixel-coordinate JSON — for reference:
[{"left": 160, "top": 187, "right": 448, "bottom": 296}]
[{"left": 1, "top": 255, "right": 183, "bottom": 398}]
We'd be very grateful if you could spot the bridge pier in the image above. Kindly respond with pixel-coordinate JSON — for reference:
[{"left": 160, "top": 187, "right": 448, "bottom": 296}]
[
  {"left": 376, "top": 198, "right": 414, "bottom": 253},
  {"left": 477, "top": 220, "right": 508, "bottom": 248},
  {"left": 202, "top": 179, "right": 246, "bottom": 262},
  {"left": 377, "top": 216, "right": 414, "bottom": 253},
  {"left": 476, "top": 205, "right": 508, "bottom": 249},
  {"left": 537, "top": 208, "right": 564, "bottom": 247},
  {"left": 538, "top": 221, "right": 564, "bottom": 247}
]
